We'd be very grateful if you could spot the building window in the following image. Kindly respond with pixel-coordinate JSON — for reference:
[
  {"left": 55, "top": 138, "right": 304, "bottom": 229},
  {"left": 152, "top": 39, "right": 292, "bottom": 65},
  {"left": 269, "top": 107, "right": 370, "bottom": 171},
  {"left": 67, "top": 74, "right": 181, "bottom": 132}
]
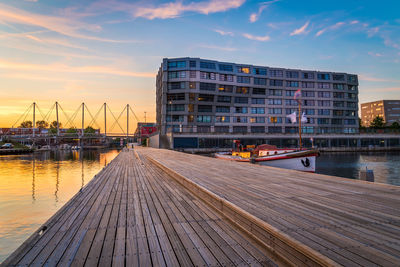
[
  {"left": 253, "top": 68, "right": 267, "bottom": 75},
  {"left": 333, "top": 84, "right": 344, "bottom": 90},
  {"left": 168, "top": 61, "right": 186, "bottom": 68},
  {"left": 250, "top": 117, "right": 265, "bottom": 123},
  {"left": 166, "top": 104, "right": 185, "bottom": 111},
  {"left": 333, "top": 101, "right": 345, "bottom": 107},
  {"left": 269, "top": 89, "right": 282, "bottom": 96},
  {"left": 189, "top": 71, "right": 196, "bottom": 78},
  {"left": 333, "top": 92, "right": 344, "bottom": 98},
  {"left": 286, "top": 90, "right": 295, "bottom": 97},
  {"left": 286, "top": 71, "right": 299, "bottom": 78},
  {"left": 216, "top": 106, "right": 230, "bottom": 113},
  {"left": 198, "top": 94, "right": 214, "bottom": 102},
  {"left": 236, "top": 86, "right": 249, "bottom": 94},
  {"left": 348, "top": 75, "right": 357, "bottom": 83},
  {"left": 234, "top": 97, "right": 248, "bottom": 104},
  {"left": 318, "top": 100, "right": 331, "bottom": 107},
  {"left": 197, "top": 115, "right": 212, "bottom": 123},
  {"left": 302, "top": 91, "right": 315, "bottom": 97},
  {"left": 198, "top": 105, "right": 213, "bottom": 113},
  {"left": 302, "top": 72, "right": 314, "bottom": 79},
  {"left": 199, "top": 82, "right": 216, "bottom": 91},
  {"left": 317, "top": 73, "right": 330, "bottom": 80},
  {"left": 348, "top": 85, "right": 357, "bottom": 91},
  {"left": 254, "top": 78, "right": 267, "bottom": 85},
  {"left": 286, "top": 108, "right": 297, "bottom": 114},
  {"left": 344, "top": 119, "right": 356, "bottom": 125},
  {"left": 219, "top": 74, "right": 234, "bottom": 82},
  {"left": 251, "top": 98, "right": 265, "bottom": 104},
  {"left": 270, "top": 79, "right": 283, "bottom": 86},
  {"left": 345, "top": 110, "right": 356, "bottom": 117},
  {"left": 200, "top": 72, "right": 216, "bottom": 80},
  {"left": 189, "top": 82, "right": 196, "bottom": 89},
  {"left": 218, "top": 84, "right": 233, "bottom": 92},
  {"left": 217, "top": 96, "right": 231, "bottom": 103},
  {"left": 347, "top": 93, "right": 357, "bottom": 99},
  {"left": 318, "top": 118, "right": 330, "bottom": 124},
  {"left": 269, "top": 117, "right": 282, "bottom": 123},
  {"left": 286, "top": 81, "right": 299, "bottom": 87},
  {"left": 269, "top": 126, "right": 282, "bottom": 133},
  {"left": 200, "top": 62, "right": 216, "bottom": 69},
  {"left": 303, "top": 100, "right": 315, "bottom": 106},
  {"left": 215, "top": 116, "right": 230, "bottom": 123},
  {"left": 168, "top": 71, "right": 186, "bottom": 79},
  {"left": 237, "top": 66, "right": 250, "bottom": 74},
  {"left": 167, "top": 115, "right": 184, "bottom": 122},
  {"left": 234, "top": 117, "right": 248, "bottom": 123},
  {"left": 188, "top": 115, "right": 194, "bottom": 122},
  {"left": 318, "top": 109, "right": 330, "bottom": 115},
  {"left": 333, "top": 74, "right": 345, "bottom": 81},
  {"left": 253, "top": 88, "right": 266, "bottom": 95},
  {"left": 269, "top": 108, "right": 282, "bottom": 114},
  {"left": 251, "top": 126, "right": 265, "bottom": 132},
  {"left": 304, "top": 109, "right": 315, "bottom": 115},
  {"left": 233, "top": 126, "right": 248, "bottom": 133},
  {"left": 189, "top": 60, "right": 196, "bottom": 68},
  {"left": 189, "top": 93, "right": 195, "bottom": 101},
  {"left": 301, "top": 82, "right": 314, "bottom": 88},
  {"left": 219, "top": 64, "right": 233, "bottom": 72},
  {"left": 235, "top": 107, "right": 248, "bottom": 114},
  {"left": 269, "top": 99, "right": 282, "bottom": 105},
  {"left": 285, "top": 99, "right": 298, "bottom": 106},
  {"left": 215, "top": 126, "right": 229, "bottom": 133},
  {"left": 251, "top": 107, "right": 265, "bottom": 114},
  {"left": 168, "top": 82, "right": 185, "bottom": 90},
  {"left": 317, "top": 83, "right": 330, "bottom": 89},
  {"left": 318, "top": 91, "right": 331, "bottom": 98},
  {"left": 237, "top": 76, "right": 251, "bottom": 84},
  {"left": 188, "top": 104, "right": 194, "bottom": 112},
  {"left": 347, "top": 102, "right": 357, "bottom": 108},
  {"left": 269, "top": 69, "right": 283, "bottom": 77},
  {"left": 167, "top": 93, "right": 185, "bottom": 101},
  {"left": 333, "top": 110, "right": 344, "bottom": 116}
]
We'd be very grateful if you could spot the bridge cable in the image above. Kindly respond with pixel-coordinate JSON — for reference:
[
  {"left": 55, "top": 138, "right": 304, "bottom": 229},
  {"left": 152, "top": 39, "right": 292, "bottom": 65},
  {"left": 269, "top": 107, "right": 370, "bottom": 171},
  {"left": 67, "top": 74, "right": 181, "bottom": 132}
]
[
  {"left": 84, "top": 104, "right": 101, "bottom": 130},
  {"left": 58, "top": 104, "right": 79, "bottom": 129},
  {"left": 107, "top": 105, "right": 126, "bottom": 134},
  {"left": 87, "top": 105, "right": 103, "bottom": 130}
]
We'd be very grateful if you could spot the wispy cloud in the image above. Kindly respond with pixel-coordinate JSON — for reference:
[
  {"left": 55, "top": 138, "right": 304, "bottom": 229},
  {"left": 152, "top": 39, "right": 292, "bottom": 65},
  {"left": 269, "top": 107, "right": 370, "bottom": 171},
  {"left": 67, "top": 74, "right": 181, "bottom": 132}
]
[
  {"left": 249, "top": 0, "right": 279, "bottom": 23},
  {"left": 0, "top": 59, "right": 155, "bottom": 78},
  {"left": 290, "top": 21, "right": 310, "bottom": 36},
  {"left": 214, "top": 29, "right": 234, "bottom": 36},
  {"left": 242, "top": 33, "right": 270, "bottom": 41},
  {"left": 368, "top": 51, "right": 383, "bottom": 57},
  {"left": 196, "top": 44, "right": 237, "bottom": 51},
  {"left": 359, "top": 74, "right": 400, "bottom": 83},
  {"left": 0, "top": 3, "right": 136, "bottom": 43},
  {"left": 133, "top": 0, "right": 245, "bottom": 20},
  {"left": 316, "top": 21, "right": 345, "bottom": 37}
]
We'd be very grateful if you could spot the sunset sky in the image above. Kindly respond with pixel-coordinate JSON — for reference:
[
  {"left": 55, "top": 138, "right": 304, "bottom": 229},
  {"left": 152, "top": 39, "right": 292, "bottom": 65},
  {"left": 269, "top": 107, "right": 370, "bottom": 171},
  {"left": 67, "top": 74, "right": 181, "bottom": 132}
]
[{"left": 0, "top": 0, "right": 399, "bottom": 132}]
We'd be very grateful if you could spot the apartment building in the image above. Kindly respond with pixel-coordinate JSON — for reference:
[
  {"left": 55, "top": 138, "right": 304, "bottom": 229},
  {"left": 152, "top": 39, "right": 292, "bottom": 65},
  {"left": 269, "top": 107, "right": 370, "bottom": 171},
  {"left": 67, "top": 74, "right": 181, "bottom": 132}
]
[
  {"left": 361, "top": 100, "right": 400, "bottom": 126},
  {"left": 156, "top": 57, "right": 359, "bottom": 139}
]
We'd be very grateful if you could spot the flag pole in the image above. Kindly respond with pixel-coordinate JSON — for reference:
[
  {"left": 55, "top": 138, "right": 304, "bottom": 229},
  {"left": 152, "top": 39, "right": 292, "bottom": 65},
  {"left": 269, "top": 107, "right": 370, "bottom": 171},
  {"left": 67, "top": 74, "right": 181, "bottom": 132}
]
[{"left": 298, "top": 101, "right": 302, "bottom": 150}]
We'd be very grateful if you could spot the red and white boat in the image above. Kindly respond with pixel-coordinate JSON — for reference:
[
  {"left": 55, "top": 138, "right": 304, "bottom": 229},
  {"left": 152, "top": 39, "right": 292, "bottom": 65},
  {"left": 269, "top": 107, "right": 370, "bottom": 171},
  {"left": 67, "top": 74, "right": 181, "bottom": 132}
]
[{"left": 215, "top": 144, "right": 318, "bottom": 172}]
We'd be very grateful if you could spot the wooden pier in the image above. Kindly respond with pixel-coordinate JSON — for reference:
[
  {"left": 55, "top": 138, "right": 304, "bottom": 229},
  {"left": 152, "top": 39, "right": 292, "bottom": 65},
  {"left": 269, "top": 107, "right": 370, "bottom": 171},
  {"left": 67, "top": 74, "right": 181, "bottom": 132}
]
[{"left": 3, "top": 147, "right": 400, "bottom": 266}]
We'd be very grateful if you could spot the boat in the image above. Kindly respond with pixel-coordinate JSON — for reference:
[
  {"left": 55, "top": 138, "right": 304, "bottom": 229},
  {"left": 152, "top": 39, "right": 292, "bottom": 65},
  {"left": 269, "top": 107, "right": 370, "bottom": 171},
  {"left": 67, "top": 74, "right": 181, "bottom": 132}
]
[
  {"left": 215, "top": 89, "right": 319, "bottom": 172},
  {"left": 215, "top": 144, "right": 319, "bottom": 172}
]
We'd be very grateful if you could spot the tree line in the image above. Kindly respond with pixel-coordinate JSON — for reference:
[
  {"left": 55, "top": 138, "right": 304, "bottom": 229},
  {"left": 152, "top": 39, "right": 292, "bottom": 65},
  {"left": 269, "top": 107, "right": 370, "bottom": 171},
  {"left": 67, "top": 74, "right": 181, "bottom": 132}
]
[
  {"left": 17, "top": 120, "right": 96, "bottom": 134},
  {"left": 360, "top": 116, "right": 400, "bottom": 129}
]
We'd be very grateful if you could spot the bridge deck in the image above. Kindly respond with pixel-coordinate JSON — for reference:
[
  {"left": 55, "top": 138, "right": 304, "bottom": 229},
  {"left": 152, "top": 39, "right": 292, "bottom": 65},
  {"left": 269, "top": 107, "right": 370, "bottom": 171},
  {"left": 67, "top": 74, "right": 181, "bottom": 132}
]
[
  {"left": 3, "top": 150, "right": 274, "bottom": 266},
  {"left": 138, "top": 147, "right": 400, "bottom": 267}
]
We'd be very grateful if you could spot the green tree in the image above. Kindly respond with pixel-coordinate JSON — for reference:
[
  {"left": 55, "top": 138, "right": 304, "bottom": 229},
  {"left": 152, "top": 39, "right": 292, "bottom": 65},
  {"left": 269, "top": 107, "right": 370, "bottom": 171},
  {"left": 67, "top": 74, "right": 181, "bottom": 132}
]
[
  {"left": 358, "top": 118, "right": 365, "bottom": 129},
  {"left": 389, "top": 121, "right": 400, "bottom": 129},
  {"left": 370, "top": 116, "right": 385, "bottom": 129},
  {"left": 66, "top": 127, "right": 78, "bottom": 133},
  {"left": 36, "top": 120, "right": 49, "bottom": 129},
  {"left": 19, "top": 121, "right": 33, "bottom": 128},
  {"left": 84, "top": 126, "right": 96, "bottom": 134},
  {"left": 49, "top": 121, "right": 62, "bottom": 134}
]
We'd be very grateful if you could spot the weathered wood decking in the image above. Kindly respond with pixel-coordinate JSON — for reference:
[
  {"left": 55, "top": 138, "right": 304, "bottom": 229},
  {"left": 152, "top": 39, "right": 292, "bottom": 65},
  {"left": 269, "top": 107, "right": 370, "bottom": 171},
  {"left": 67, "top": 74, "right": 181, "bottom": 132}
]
[
  {"left": 138, "top": 147, "right": 400, "bottom": 267},
  {"left": 4, "top": 147, "right": 400, "bottom": 266},
  {"left": 3, "top": 149, "right": 275, "bottom": 266}
]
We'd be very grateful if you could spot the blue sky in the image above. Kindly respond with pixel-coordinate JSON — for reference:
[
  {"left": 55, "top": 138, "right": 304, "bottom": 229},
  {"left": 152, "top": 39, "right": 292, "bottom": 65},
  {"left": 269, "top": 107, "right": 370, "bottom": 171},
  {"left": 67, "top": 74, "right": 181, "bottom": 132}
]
[{"left": 0, "top": 0, "right": 399, "bottom": 127}]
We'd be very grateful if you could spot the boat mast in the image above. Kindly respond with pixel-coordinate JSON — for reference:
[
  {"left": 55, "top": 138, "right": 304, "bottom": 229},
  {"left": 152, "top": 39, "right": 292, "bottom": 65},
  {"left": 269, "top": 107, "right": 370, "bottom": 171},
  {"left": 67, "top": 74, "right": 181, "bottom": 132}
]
[{"left": 298, "top": 99, "right": 302, "bottom": 150}]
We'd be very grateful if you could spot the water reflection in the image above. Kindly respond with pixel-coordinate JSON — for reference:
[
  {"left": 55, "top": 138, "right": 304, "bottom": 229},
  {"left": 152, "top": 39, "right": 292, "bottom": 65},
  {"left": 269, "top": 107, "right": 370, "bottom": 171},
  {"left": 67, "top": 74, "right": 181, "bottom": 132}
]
[
  {"left": 316, "top": 152, "right": 400, "bottom": 185},
  {"left": 0, "top": 149, "right": 119, "bottom": 262}
]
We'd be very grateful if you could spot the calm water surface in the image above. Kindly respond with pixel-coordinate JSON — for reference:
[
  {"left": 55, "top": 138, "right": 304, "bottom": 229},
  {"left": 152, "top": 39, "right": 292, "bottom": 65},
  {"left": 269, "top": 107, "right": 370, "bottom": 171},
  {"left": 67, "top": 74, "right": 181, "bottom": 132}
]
[
  {"left": 316, "top": 152, "right": 400, "bottom": 186},
  {"left": 0, "top": 149, "right": 119, "bottom": 262}
]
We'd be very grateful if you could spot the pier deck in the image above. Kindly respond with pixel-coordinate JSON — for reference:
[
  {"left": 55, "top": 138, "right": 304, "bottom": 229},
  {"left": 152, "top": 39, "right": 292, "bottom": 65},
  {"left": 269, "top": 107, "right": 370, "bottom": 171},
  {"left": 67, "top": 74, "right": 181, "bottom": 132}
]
[
  {"left": 3, "top": 150, "right": 274, "bottom": 266},
  {"left": 138, "top": 147, "right": 400, "bottom": 266}
]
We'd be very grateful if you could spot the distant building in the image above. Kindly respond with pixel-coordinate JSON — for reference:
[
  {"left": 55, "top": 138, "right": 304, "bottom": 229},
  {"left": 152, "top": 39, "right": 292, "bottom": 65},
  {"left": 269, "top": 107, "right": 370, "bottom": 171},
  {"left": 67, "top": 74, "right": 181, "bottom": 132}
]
[
  {"left": 134, "top": 122, "right": 157, "bottom": 139},
  {"left": 361, "top": 100, "right": 400, "bottom": 126}
]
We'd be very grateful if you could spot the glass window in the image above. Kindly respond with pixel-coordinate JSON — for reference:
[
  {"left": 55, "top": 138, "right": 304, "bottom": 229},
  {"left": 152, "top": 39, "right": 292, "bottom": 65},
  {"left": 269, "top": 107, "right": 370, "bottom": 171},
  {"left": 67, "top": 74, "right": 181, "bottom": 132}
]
[
  {"left": 168, "top": 61, "right": 186, "bottom": 68},
  {"left": 168, "top": 82, "right": 185, "bottom": 90},
  {"left": 250, "top": 117, "right": 265, "bottom": 123},
  {"left": 217, "top": 96, "right": 231, "bottom": 103},
  {"left": 268, "top": 108, "right": 282, "bottom": 114},
  {"left": 219, "top": 74, "right": 234, "bottom": 82},
  {"left": 235, "top": 107, "right": 248, "bottom": 113},
  {"left": 215, "top": 116, "right": 230, "bottom": 123},
  {"left": 286, "top": 81, "right": 299, "bottom": 87},
  {"left": 198, "top": 105, "right": 212, "bottom": 112},
  {"left": 303, "top": 100, "right": 315, "bottom": 106},
  {"left": 200, "top": 62, "right": 216, "bottom": 69},
  {"left": 318, "top": 91, "right": 331, "bottom": 98},
  {"left": 197, "top": 115, "right": 212, "bottom": 123},
  {"left": 317, "top": 83, "right": 330, "bottom": 89},
  {"left": 237, "top": 66, "right": 250, "bottom": 73},
  {"left": 286, "top": 71, "right": 299, "bottom": 78},
  {"left": 167, "top": 93, "right": 185, "bottom": 101},
  {"left": 318, "top": 100, "right": 331, "bottom": 107},
  {"left": 189, "top": 60, "right": 196, "bottom": 68},
  {"left": 269, "top": 89, "right": 282, "bottom": 96},
  {"left": 199, "top": 83, "right": 216, "bottom": 91},
  {"left": 189, "top": 82, "right": 196, "bottom": 89},
  {"left": 200, "top": 72, "right": 216, "bottom": 80},
  {"left": 253, "top": 88, "right": 266, "bottom": 95},
  {"left": 333, "top": 74, "right": 345, "bottom": 81},
  {"left": 166, "top": 104, "right": 185, "bottom": 111},
  {"left": 168, "top": 71, "right": 186, "bottom": 79},
  {"left": 302, "top": 72, "right": 314, "bottom": 79},
  {"left": 219, "top": 64, "right": 233, "bottom": 71},
  {"left": 254, "top": 78, "right": 267, "bottom": 85},
  {"left": 251, "top": 98, "right": 265, "bottom": 104},
  {"left": 218, "top": 84, "right": 233, "bottom": 92},
  {"left": 333, "top": 84, "right": 344, "bottom": 90},
  {"left": 317, "top": 73, "right": 330, "bottom": 80},
  {"left": 301, "top": 82, "right": 314, "bottom": 88},
  {"left": 253, "top": 68, "right": 267, "bottom": 75},
  {"left": 302, "top": 91, "right": 315, "bottom": 97},
  {"left": 285, "top": 99, "right": 298, "bottom": 106},
  {"left": 251, "top": 107, "right": 265, "bottom": 114},
  {"left": 269, "top": 69, "right": 283, "bottom": 77},
  {"left": 304, "top": 109, "right": 315, "bottom": 115},
  {"left": 234, "top": 97, "right": 248, "bottom": 104},
  {"left": 234, "top": 117, "right": 248, "bottom": 123},
  {"left": 236, "top": 86, "right": 249, "bottom": 94},
  {"left": 268, "top": 99, "right": 282, "bottom": 105},
  {"left": 216, "top": 106, "right": 230, "bottom": 113},
  {"left": 270, "top": 79, "right": 283, "bottom": 86},
  {"left": 237, "top": 76, "right": 251, "bottom": 84},
  {"left": 286, "top": 90, "right": 295, "bottom": 97},
  {"left": 198, "top": 94, "right": 214, "bottom": 102},
  {"left": 318, "top": 109, "right": 330, "bottom": 115}
]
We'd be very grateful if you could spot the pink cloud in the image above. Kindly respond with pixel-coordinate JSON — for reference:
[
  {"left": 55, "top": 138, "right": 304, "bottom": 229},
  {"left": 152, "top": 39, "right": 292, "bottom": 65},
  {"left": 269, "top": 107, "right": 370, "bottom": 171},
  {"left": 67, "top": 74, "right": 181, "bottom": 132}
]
[
  {"left": 242, "top": 33, "right": 270, "bottom": 41},
  {"left": 290, "top": 21, "right": 310, "bottom": 36}
]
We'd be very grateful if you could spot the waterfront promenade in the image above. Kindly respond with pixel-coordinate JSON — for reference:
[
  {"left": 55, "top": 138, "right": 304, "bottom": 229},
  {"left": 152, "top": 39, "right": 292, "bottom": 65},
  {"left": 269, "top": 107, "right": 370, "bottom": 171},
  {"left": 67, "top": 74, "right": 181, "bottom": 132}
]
[{"left": 3, "top": 147, "right": 400, "bottom": 266}]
